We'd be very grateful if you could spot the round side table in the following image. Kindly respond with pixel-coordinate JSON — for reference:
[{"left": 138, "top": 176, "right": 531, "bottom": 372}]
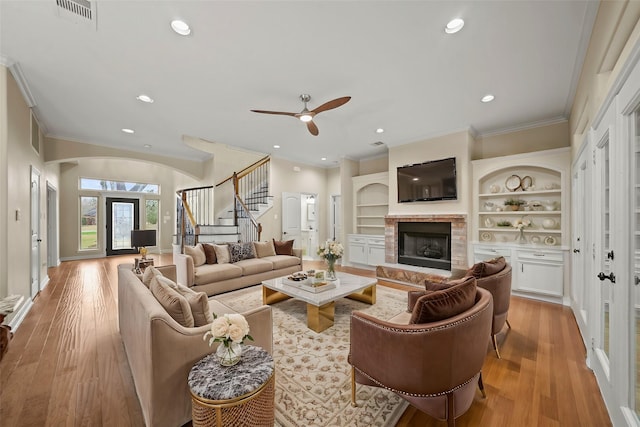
[{"left": 188, "top": 345, "right": 275, "bottom": 427}]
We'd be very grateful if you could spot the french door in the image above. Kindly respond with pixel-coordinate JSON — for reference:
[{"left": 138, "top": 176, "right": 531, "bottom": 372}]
[{"left": 106, "top": 197, "right": 139, "bottom": 256}]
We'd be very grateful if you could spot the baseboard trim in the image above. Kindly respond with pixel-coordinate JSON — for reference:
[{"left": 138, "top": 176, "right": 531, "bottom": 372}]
[
  {"left": 40, "top": 275, "right": 50, "bottom": 291},
  {"left": 8, "top": 297, "right": 33, "bottom": 332},
  {"left": 60, "top": 253, "right": 106, "bottom": 262}
]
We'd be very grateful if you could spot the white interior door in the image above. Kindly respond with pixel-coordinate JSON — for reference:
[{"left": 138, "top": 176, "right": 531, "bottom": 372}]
[
  {"left": 331, "top": 194, "right": 342, "bottom": 241},
  {"left": 282, "top": 192, "right": 301, "bottom": 247},
  {"left": 47, "top": 183, "right": 58, "bottom": 267},
  {"left": 571, "top": 154, "right": 590, "bottom": 339},
  {"left": 30, "top": 166, "right": 41, "bottom": 299}
]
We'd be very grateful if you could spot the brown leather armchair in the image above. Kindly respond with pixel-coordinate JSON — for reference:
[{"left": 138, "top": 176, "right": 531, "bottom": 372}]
[
  {"left": 349, "top": 286, "right": 493, "bottom": 427},
  {"left": 418, "top": 257, "right": 512, "bottom": 358}
]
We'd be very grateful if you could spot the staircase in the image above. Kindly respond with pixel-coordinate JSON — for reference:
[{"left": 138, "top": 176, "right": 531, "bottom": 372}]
[{"left": 176, "top": 156, "right": 271, "bottom": 249}]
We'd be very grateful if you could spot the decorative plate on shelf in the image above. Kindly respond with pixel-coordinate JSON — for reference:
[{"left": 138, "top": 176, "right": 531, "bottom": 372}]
[
  {"left": 544, "top": 236, "right": 556, "bottom": 246},
  {"left": 531, "top": 236, "right": 541, "bottom": 244},
  {"left": 505, "top": 175, "right": 521, "bottom": 191},
  {"left": 481, "top": 232, "right": 492, "bottom": 241},
  {"left": 521, "top": 176, "right": 533, "bottom": 190}
]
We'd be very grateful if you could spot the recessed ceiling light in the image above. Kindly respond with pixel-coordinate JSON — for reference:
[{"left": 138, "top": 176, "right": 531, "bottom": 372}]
[
  {"left": 481, "top": 94, "right": 495, "bottom": 103},
  {"left": 376, "top": 128, "right": 384, "bottom": 134},
  {"left": 445, "top": 18, "right": 464, "bottom": 34},
  {"left": 321, "top": 157, "right": 327, "bottom": 161},
  {"left": 412, "top": 177, "right": 419, "bottom": 181},
  {"left": 136, "top": 94, "right": 154, "bottom": 103},
  {"left": 144, "top": 144, "right": 152, "bottom": 148},
  {"left": 273, "top": 145, "right": 280, "bottom": 149},
  {"left": 171, "top": 19, "right": 191, "bottom": 36},
  {"left": 122, "top": 128, "right": 135, "bottom": 134}
]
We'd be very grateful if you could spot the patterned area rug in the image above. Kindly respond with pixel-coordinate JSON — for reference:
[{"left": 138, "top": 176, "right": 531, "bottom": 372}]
[{"left": 216, "top": 284, "right": 410, "bottom": 427}]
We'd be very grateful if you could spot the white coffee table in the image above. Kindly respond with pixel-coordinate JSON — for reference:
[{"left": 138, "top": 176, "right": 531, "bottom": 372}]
[{"left": 261, "top": 272, "right": 377, "bottom": 332}]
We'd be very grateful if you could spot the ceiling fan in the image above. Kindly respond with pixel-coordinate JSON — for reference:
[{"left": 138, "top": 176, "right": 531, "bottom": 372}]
[{"left": 250, "top": 94, "right": 351, "bottom": 136}]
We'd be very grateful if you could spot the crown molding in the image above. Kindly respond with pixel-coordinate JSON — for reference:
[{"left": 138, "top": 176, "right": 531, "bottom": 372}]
[
  {"left": 0, "top": 56, "right": 36, "bottom": 108},
  {"left": 477, "top": 116, "right": 568, "bottom": 139}
]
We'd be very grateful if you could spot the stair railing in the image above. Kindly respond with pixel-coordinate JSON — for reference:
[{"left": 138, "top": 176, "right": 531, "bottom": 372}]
[{"left": 176, "top": 156, "right": 270, "bottom": 250}]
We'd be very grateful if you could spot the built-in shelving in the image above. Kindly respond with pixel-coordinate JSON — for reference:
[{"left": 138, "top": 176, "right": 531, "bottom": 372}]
[{"left": 352, "top": 172, "right": 389, "bottom": 236}]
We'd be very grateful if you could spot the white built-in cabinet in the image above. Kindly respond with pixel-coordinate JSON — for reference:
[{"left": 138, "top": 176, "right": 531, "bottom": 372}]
[
  {"left": 471, "top": 148, "right": 571, "bottom": 304},
  {"left": 348, "top": 172, "right": 389, "bottom": 267}
]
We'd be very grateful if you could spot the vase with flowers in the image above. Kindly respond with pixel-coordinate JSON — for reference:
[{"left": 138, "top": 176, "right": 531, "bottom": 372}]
[
  {"left": 204, "top": 313, "right": 253, "bottom": 366},
  {"left": 317, "top": 240, "right": 344, "bottom": 281},
  {"left": 513, "top": 217, "right": 532, "bottom": 244}
]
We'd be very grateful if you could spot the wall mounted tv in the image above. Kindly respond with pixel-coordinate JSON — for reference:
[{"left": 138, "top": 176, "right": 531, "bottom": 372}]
[{"left": 397, "top": 157, "right": 457, "bottom": 203}]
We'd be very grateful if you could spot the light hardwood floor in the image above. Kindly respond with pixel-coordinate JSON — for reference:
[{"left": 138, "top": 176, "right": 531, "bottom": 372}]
[{"left": 0, "top": 256, "right": 611, "bottom": 426}]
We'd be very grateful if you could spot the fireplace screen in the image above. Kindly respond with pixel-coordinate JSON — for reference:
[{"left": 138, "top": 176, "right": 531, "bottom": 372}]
[{"left": 398, "top": 222, "right": 452, "bottom": 270}]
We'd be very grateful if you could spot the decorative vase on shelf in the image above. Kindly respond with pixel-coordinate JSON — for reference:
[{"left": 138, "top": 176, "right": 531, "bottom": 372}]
[
  {"left": 216, "top": 342, "right": 242, "bottom": 367},
  {"left": 516, "top": 229, "right": 527, "bottom": 244},
  {"left": 326, "top": 258, "right": 337, "bottom": 281}
]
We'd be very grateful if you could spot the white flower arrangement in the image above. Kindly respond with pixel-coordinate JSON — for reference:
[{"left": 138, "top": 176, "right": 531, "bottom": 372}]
[
  {"left": 513, "top": 218, "right": 531, "bottom": 231},
  {"left": 204, "top": 313, "right": 253, "bottom": 347},
  {"left": 317, "top": 240, "right": 344, "bottom": 261}
]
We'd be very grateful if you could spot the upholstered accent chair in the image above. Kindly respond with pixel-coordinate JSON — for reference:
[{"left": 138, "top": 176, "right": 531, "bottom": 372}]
[
  {"left": 348, "top": 280, "right": 493, "bottom": 427},
  {"left": 418, "top": 257, "right": 512, "bottom": 358}
]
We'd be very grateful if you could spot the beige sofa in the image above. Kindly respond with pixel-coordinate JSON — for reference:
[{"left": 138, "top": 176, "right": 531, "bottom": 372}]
[
  {"left": 117, "top": 264, "right": 273, "bottom": 427},
  {"left": 175, "top": 241, "right": 302, "bottom": 296}
]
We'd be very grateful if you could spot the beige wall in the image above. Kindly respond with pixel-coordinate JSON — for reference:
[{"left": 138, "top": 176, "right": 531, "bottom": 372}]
[
  {"left": 57, "top": 158, "right": 201, "bottom": 260},
  {"left": 388, "top": 130, "right": 474, "bottom": 216},
  {"left": 475, "top": 121, "right": 570, "bottom": 160},
  {"left": 358, "top": 154, "right": 388, "bottom": 175},
  {"left": 570, "top": 1, "right": 640, "bottom": 156},
  {"left": 254, "top": 157, "right": 329, "bottom": 246},
  {"left": 1, "top": 66, "right": 59, "bottom": 322}
]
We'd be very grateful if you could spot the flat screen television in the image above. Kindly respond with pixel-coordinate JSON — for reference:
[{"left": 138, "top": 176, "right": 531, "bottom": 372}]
[{"left": 397, "top": 157, "right": 457, "bottom": 203}]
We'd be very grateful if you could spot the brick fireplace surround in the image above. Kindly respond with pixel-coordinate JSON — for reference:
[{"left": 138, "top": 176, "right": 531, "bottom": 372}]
[{"left": 384, "top": 214, "right": 468, "bottom": 271}]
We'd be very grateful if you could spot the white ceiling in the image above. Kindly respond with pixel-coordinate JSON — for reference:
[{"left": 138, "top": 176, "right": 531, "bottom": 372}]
[{"left": 0, "top": 1, "right": 598, "bottom": 168}]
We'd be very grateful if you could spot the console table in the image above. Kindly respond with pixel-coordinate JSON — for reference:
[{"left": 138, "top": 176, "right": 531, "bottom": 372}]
[{"left": 188, "top": 345, "right": 275, "bottom": 427}]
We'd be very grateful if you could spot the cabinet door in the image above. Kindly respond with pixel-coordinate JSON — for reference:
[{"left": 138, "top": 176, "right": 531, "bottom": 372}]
[
  {"left": 348, "top": 243, "right": 366, "bottom": 264},
  {"left": 516, "top": 260, "right": 563, "bottom": 296},
  {"left": 368, "top": 245, "right": 385, "bottom": 266}
]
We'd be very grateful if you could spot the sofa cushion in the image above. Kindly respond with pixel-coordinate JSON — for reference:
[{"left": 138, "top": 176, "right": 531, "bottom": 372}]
[
  {"left": 175, "top": 285, "right": 214, "bottom": 327},
  {"left": 260, "top": 255, "right": 301, "bottom": 269},
  {"left": 202, "top": 243, "right": 217, "bottom": 264},
  {"left": 142, "top": 265, "right": 163, "bottom": 288},
  {"left": 213, "top": 244, "right": 231, "bottom": 264},
  {"left": 229, "top": 242, "right": 256, "bottom": 263},
  {"left": 421, "top": 276, "right": 467, "bottom": 292},
  {"left": 273, "top": 239, "right": 294, "bottom": 256},
  {"left": 184, "top": 244, "right": 206, "bottom": 267},
  {"left": 150, "top": 276, "right": 195, "bottom": 327},
  {"left": 194, "top": 263, "right": 243, "bottom": 285},
  {"left": 234, "top": 258, "right": 274, "bottom": 275},
  {"left": 253, "top": 241, "right": 276, "bottom": 258},
  {"left": 466, "top": 256, "right": 507, "bottom": 278},
  {"left": 409, "top": 276, "right": 477, "bottom": 324}
]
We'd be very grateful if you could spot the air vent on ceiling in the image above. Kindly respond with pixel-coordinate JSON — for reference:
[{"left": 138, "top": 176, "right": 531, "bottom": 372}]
[
  {"left": 54, "top": 0, "right": 97, "bottom": 29},
  {"left": 370, "top": 141, "right": 385, "bottom": 146}
]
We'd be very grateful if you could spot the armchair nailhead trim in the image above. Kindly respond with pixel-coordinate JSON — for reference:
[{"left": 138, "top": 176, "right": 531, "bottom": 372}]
[{"left": 353, "top": 367, "right": 476, "bottom": 398}]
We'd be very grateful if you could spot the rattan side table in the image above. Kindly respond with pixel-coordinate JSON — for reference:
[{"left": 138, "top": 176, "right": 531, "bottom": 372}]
[{"left": 188, "top": 345, "right": 275, "bottom": 427}]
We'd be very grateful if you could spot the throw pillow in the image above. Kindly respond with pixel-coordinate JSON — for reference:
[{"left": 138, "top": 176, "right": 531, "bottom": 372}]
[
  {"left": 173, "top": 283, "right": 213, "bottom": 327},
  {"left": 229, "top": 242, "right": 256, "bottom": 263},
  {"left": 273, "top": 239, "right": 294, "bottom": 256},
  {"left": 142, "top": 265, "right": 163, "bottom": 288},
  {"left": 202, "top": 243, "right": 217, "bottom": 264},
  {"left": 150, "top": 276, "right": 195, "bottom": 327},
  {"left": 421, "top": 276, "right": 467, "bottom": 292},
  {"left": 409, "top": 276, "right": 477, "bottom": 324},
  {"left": 466, "top": 256, "right": 507, "bottom": 278},
  {"left": 253, "top": 241, "right": 276, "bottom": 258},
  {"left": 184, "top": 244, "right": 206, "bottom": 267},
  {"left": 213, "top": 244, "right": 230, "bottom": 264}
]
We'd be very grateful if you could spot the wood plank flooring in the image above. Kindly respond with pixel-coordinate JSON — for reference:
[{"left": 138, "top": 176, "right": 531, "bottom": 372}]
[{"left": 0, "top": 256, "right": 611, "bottom": 426}]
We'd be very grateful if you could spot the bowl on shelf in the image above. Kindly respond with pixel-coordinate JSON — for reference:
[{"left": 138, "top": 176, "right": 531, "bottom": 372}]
[{"left": 542, "top": 219, "right": 557, "bottom": 229}]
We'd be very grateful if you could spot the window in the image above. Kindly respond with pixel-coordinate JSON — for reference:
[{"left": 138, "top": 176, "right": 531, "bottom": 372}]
[
  {"left": 80, "top": 178, "right": 159, "bottom": 194},
  {"left": 145, "top": 199, "right": 159, "bottom": 230},
  {"left": 80, "top": 196, "right": 98, "bottom": 250}
]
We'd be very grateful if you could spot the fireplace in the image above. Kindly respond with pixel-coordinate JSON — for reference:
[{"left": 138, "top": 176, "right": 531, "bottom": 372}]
[
  {"left": 398, "top": 222, "right": 452, "bottom": 270},
  {"left": 384, "top": 214, "right": 467, "bottom": 272}
]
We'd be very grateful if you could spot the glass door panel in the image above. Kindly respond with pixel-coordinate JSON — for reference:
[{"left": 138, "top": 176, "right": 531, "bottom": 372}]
[
  {"left": 601, "top": 140, "right": 612, "bottom": 360},
  {"left": 106, "top": 197, "right": 139, "bottom": 256}
]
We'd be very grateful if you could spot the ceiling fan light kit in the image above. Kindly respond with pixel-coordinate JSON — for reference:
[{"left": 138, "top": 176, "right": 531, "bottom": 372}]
[{"left": 250, "top": 94, "right": 351, "bottom": 136}]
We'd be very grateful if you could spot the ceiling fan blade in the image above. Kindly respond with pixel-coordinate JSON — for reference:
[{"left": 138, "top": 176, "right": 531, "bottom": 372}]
[
  {"left": 311, "top": 96, "right": 351, "bottom": 114},
  {"left": 250, "top": 109, "right": 297, "bottom": 117},
  {"left": 306, "top": 120, "right": 319, "bottom": 136}
]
